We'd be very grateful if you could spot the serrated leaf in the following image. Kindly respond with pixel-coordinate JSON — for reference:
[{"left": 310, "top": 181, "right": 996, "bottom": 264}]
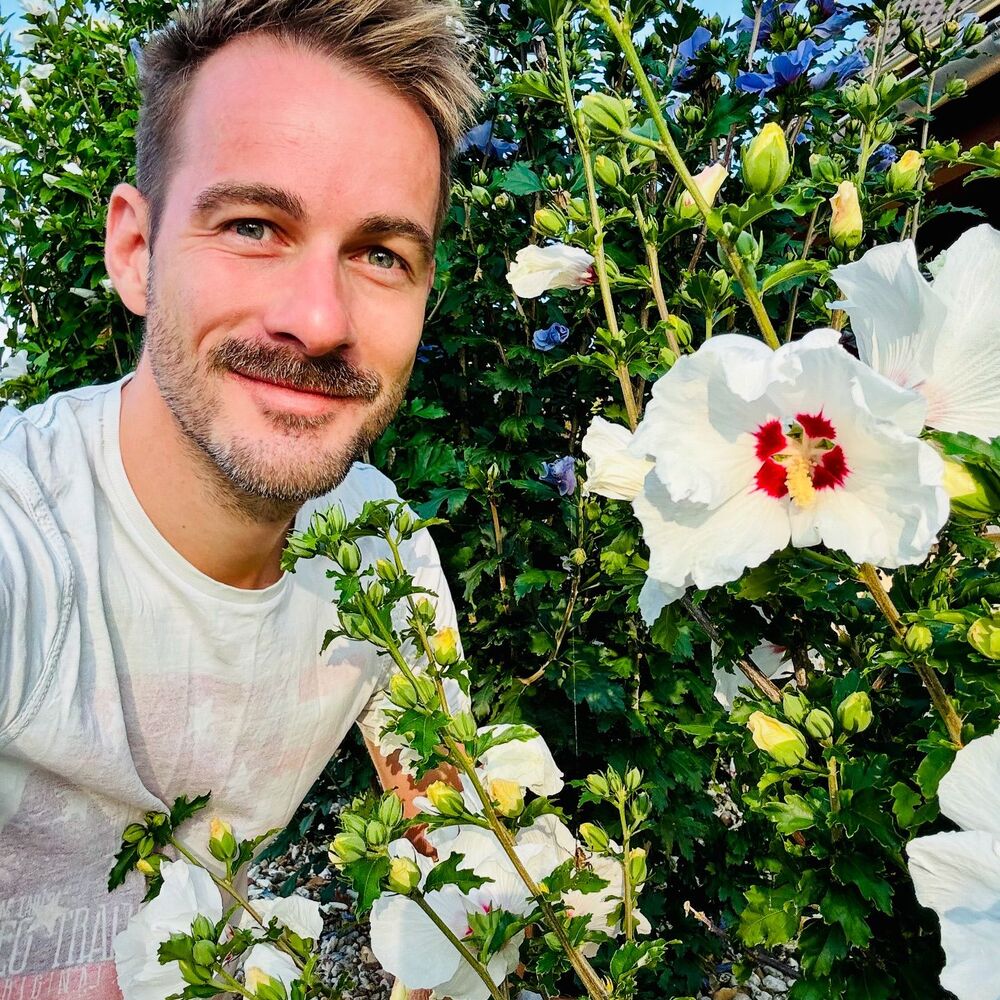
[
  {"left": 424, "top": 852, "right": 492, "bottom": 894},
  {"left": 500, "top": 162, "right": 544, "bottom": 195},
  {"left": 738, "top": 884, "right": 802, "bottom": 948},
  {"left": 345, "top": 855, "right": 390, "bottom": 914},
  {"left": 169, "top": 793, "right": 212, "bottom": 829},
  {"left": 762, "top": 794, "right": 815, "bottom": 834}
]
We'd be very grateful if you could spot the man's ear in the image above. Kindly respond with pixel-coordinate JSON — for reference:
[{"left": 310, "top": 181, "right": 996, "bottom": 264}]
[{"left": 105, "top": 183, "right": 152, "bottom": 316}]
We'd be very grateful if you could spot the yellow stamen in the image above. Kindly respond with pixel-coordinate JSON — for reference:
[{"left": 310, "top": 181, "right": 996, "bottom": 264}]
[{"left": 785, "top": 454, "right": 817, "bottom": 508}]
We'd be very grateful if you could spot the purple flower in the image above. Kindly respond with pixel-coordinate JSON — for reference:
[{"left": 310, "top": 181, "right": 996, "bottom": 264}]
[
  {"left": 869, "top": 143, "right": 898, "bottom": 173},
  {"left": 532, "top": 322, "right": 570, "bottom": 351},
  {"left": 811, "top": 6, "right": 856, "bottom": 39},
  {"left": 458, "top": 121, "right": 519, "bottom": 161},
  {"left": 737, "top": 0, "right": 795, "bottom": 46},
  {"left": 814, "top": 0, "right": 838, "bottom": 18},
  {"left": 736, "top": 39, "right": 823, "bottom": 93},
  {"left": 810, "top": 48, "right": 868, "bottom": 89},
  {"left": 675, "top": 26, "right": 712, "bottom": 81},
  {"left": 540, "top": 456, "right": 577, "bottom": 496}
]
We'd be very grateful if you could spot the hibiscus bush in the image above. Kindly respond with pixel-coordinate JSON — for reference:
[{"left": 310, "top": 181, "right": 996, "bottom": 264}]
[{"left": 5, "top": 0, "right": 1000, "bottom": 998}]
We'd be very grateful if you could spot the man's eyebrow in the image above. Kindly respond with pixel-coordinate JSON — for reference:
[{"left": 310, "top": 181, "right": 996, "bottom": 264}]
[
  {"left": 356, "top": 214, "right": 435, "bottom": 268},
  {"left": 192, "top": 182, "right": 307, "bottom": 222}
]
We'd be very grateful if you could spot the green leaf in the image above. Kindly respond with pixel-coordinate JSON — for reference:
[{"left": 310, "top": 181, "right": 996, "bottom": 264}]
[
  {"left": 424, "top": 852, "right": 493, "bottom": 894},
  {"left": 762, "top": 794, "right": 816, "bottom": 834},
  {"left": 500, "top": 162, "right": 544, "bottom": 195},
  {"left": 513, "top": 568, "right": 564, "bottom": 598},
  {"left": 344, "top": 855, "right": 390, "bottom": 914},
  {"left": 916, "top": 746, "right": 956, "bottom": 799},
  {"left": 819, "top": 885, "right": 872, "bottom": 948},
  {"left": 831, "top": 855, "right": 893, "bottom": 915},
  {"left": 890, "top": 781, "right": 922, "bottom": 829},
  {"left": 798, "top": 920, "right": 848, "bottom": 978},
  {"left": 169, "top": 793, "right": 212, "bottom": 829},
  {"left": 738, "top": 884, "right": 802, "bottom": 947},
  {"left": 760, "top": 259, "right": 829, "bottom": 295}
]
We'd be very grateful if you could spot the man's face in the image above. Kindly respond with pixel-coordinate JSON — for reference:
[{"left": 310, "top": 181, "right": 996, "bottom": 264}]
[{"left": 142, "top": 35, "right": 441, "bottom": 503}]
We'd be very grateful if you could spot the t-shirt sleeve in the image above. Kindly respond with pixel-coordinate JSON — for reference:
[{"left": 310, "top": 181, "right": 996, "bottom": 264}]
[
  {"left": 355, "top": 523, "right": 467, "bottom": 750},
  {"left": 0, "top": 473, "right": 74, "bottom": 747}
]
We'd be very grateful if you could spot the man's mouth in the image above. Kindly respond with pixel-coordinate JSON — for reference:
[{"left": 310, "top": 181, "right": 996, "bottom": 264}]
[{"left": 227, "top": 369, "right": 363, "bottom": 419}]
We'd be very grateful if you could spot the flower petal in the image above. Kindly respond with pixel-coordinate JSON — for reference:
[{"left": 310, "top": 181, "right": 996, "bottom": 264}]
[
  {"left": 581, "top": 417, "right": 653, "bottom": 501},
  {"left": 937, "top": 728, "right": 1000, "bottom": 835},
  {"left": 907, "top": 830, "right": 1000, "bottom": 1000}
]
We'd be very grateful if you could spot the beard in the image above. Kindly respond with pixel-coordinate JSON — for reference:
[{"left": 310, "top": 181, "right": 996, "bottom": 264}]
[{"left": 142, "top": 281, "right": 410, "bottom": 512}]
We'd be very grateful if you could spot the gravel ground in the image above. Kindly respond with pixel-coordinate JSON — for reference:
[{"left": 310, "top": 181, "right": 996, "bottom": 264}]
[{"left": 247, "top": 800, "right": 796, "bottom": 1000}]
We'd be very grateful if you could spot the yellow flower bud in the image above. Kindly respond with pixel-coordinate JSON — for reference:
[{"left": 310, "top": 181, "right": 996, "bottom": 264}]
[
  {"left": 489, "top": 778, "right": 525, "bottom": 818},
  {"left": 427, "top": 780, "right": 466, "bottom": 817},
  {"left": 245, "top": 966, "right": 280, "bottom": 993},
  {"left": 747, "top": 711, "right": 808, "bottom": 766},
  {"left": 430, "top": 627, "right": 460, "bottom": 666},
  {"left": 943, "top": 457, "right": 1000, "bottom": 521},
  {"left": 579, "top": 92, "right": 633, "bottom": 136},
  {"left": 742, "top": 122, "right": 791, "bottom": 197},
  {"left": 208, "top": 817, "right": 237, "bottom": 863},
  {"left": 534, "top": 207, "right": 567, "bottom": 237},
  {"left": 387, "top": 856, "right": 422, "bottom": 895},
  {"left": 968, "top": 614, "right": 1000, "bottom": 660},
  {"left": 829, "top": 181, "right": 863, "bottom": 250},
  {"left": 677, "top": 162, "right": 728, "bottom": 219},
  {"left": 886, "top": 149, "right": 923, "bottom": 194}
]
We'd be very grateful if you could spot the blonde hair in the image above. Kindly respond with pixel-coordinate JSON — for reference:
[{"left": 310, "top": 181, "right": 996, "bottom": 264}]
[{"left": 135, "top": 0, "right": 481, "bottom": 237}]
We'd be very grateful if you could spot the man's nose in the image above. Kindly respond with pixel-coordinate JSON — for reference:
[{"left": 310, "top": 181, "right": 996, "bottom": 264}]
[{"left": 262, "top": 250, "right": 353, "bottom": 356}]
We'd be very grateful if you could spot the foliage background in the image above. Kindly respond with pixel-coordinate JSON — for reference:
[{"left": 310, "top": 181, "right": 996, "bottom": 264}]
[{"left": 3, "top": 0, "right": 1000, "bottom": 996}]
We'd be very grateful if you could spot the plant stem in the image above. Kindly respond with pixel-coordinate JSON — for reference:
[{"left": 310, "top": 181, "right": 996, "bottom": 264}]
[
  {"left": 169, "top": 837, "right": 265, "bottom": 926},
  {"left": 909, "top": 70, "right": 937, "bottom": 241},
  {"left": 826, "top": 752, "right": 842, "bottom": 842},
  {"left": 704, "top": 313, "right": 714, "bottom": 340},
  {"left": 856, "top": 562, "right": 963, "bottom": 746},
  {"left": 617, "top": 799, "right": 635, "bottom": 941},
  {"left": 555, "top": 19, "right": 640, "bottom": 430},
  {"left": 411, "top": 892, "right": 506, "bottom": 1000},
  {"left": 784, "top": 205, "right": 818, "bottom": 342},
  {"left": 597, "top": 8, "right": 780, "bottom": 350}
]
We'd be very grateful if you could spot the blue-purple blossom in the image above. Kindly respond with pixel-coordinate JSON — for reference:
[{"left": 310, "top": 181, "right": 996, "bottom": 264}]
[
  {"left": 533, "top": 323, "right": 570, "bottom": 351},
  {"left": 737, "top": 0, "right": 794, "bottom": 46},
  {"left": 458, "top": 121, "right": 519, "bottom": 161},
  {"left": 735, "top": 38, "right": 823, "bottom": 93},
  {"left": 675, "top": 26, "right": 712, "bottom": 81},
  {"left": 810, "top": 48, "right": 868, "bottom": 89},
  {"left": 416, "top": 344, "right": 445, "bottom": 363},
  {"left": 811, "top": 6, "right": 856, "bottom": 39},
  {"left": 869, "top": 144, "right": 898, "bottom": 173},
  {"left": 540, "top": 456, "right": 577, "bottom": 496}
]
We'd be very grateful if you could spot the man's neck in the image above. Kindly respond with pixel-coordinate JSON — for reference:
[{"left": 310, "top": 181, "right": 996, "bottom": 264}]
[{"left": 119, "top": 363, "right": 298, "bottom": 590}]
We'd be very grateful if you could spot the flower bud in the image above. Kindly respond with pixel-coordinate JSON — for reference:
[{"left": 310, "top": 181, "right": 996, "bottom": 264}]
[
  {"left": 122, "top": 823, "right": 146, "bottom": 844},
  {"left": 565, "top": 196, "right": 590, "bottom": 223},
  {"left": 413, "top": 599, "right": 436, "bottom": 623},
  {"left": 427, "top": 780, "right": 466, "bottom": 817},
  {"left": 804, "top": 708, "right": 835, "bottom": 741},
  {"left": 624, "top": 767, "right": 643, "bottom": 792},
  {"left": 394, "top": 508, "right": 414, "bottom": 535},
  {"left": 136, "top": 854, "right": 162, "bottom": 877},
  {"left": 494, "top": 191, "right": 511, "bottom": 209},
  {"left": 378, "top": 794, "right": 405, "bottom": 829},
  {"left": 180, "top": 960, "right": 213, "bottom": 986},
  {"left": 579, "top": 822, "right": 610, "bottom": 853},
  {"left": 192, "top": 940, "right": 218, "bottom": 969},
  {"left": 374, "top": 558, "right": 399, "bottom": 582},
  {"left": 365, "top": 820, "right": 389, "bottom": 847},
  {"left": 192, "top": 915, "right": 215, "bottom": 941},
  {"left": 471, "top": 185, "right": 490, "bottom": 206},
  {"left": 342, "top": 812, "right": 367, "bottom": 837},
  {"left": 747, "top": 711, "right": 808, "bottom": 766},
  {"left": 809, "top": 153, "right": 838, "bottom": 184},
  {"left": 963, "top": 20, "right": 986, "bottom": 45},
  {"left": 944, "top": 78, "right": 968, "bottom": 100},
  {"left": 568, "top": 547, "right": 587, "bottom": 566},
  {"left": 330, "top": 832, "right": 366, "bottom": 865},
  {"left": 366, "top": 581, "right": 387, "bottom": 606},
  {"left": 677, "top": 163, "right": 727, "bottom": 219},
  {"left": 903, "top": 623, "right": 934, "bottom": 655},
  {"left": 627, "top": 847, "right": 648, "bottom": 885},
  {"left": 836, "top": 691, "right": 874, "bottom": 734},
  {"left": 886, "top": 149, "right": 923, "bottom": 193},
  {"left": 586, "top": 772, "right": 610, "bottom": 797},
  {"left": 514, "top": 69, "right": 556, "bottom": 101},
  {"left": 534, "top": 207, "right": 567, "bottom": 236},
  {"left": 489, "top": 778, "right": 525, "bottom": 817},
  {"left": 246, "top": 966, "right": 284, "bottom": 997},
  {"left": 943, "top": 457, "right": 1000, "bottom": 520},
  {"left": 782, "top": 691, "right": 810, "bottom": 725},
  {"left": 742, "top": 122, "right": 791, "bottom": 197},
  {"left": 736, "top": 230, "right": 763, "bottom": 266},
  {"left": 430, "top": 627, "right": 460, "bottom": 666},
  {"left": 208, "top": 818, "right": 237, "bottom": 863},
  {"left": 593, "top": 154, "right": 621, "bottom": 188},
  {"left": 580, "top": 92, "right": 633, "bottom": 136},
  {"left": 387, "top": 856, "right": 422, "bottom": 895},
  {"left": 448, "top": 710, "right": 478, "bottom": 741},
  {"left": 388, "top": 672, "right": 419, "bottom": 708},
  {"left": 829, "top": 181, "right": 863, "bottom": 250},
  {"left": 968, "top": 614, "right": 1000, "bottom": 660},
  {"left": 335, "top": 541, "right": 362, "bottom": 573},
  {"left": 631, "top": 791, "right": 652, "bottom": 822}
]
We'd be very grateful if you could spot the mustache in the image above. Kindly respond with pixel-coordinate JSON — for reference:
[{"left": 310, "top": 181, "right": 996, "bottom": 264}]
[{"left": 209, "top": 340, "right": 382, "bottom": 402}]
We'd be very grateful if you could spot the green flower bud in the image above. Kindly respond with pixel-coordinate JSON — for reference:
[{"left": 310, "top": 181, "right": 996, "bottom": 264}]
[
  {"left": 903, "top": 623, "right": 934, "bottom": 655},
  {"left": 341, "top": 813, "right": 368, "bottom": 837},
  {"left": 534, "top": 207, "right": 567, "bottom": 236},
  {"left": 335, "top": 541, "right": 362, "bottom": 573},
  {"left": 179, "top": 960, "right": 212, "bottom": 986},
  {"left": 448, "top": 710, "right": 478, "bottom": 741},
  {"left": 594, "top": 154, "right": 621, "bottom": 188},
  {"left": 631, "top": 792, "right": 652, "bottom": 822},
  {"left": 192, "top": 939, "right": 218, "bottom": 969},
  {"left": 374, "top": 558, "right": 399, "bottom": 582},
  {"left": 137, "top": 835, "right": 154, "bottom": 859},
  {"left": 943, "top": 457, "right": 1000, "bottom": 520},
  {"left": 122, "top": 823, "right": 146, "bottom": 844},
  {"left": 366, "top": 581, "right": 387, "bottom": 606},
  {"left": 804, "top": 707, "right": 835, "bottom": 741},
  {"left": 494, "top": 192, "right": 511, "bottom": 209},
  {"left": 565, "top": 196, "right": 590, "bottom": 223},
  {"left": 624, "top": 767, "right": 643, "bottom": 792},
  {"left": 470, "top": 186, "right": 490, "bottom": 206},
  {"left": 968, "top": 614, "right": 1000, "bottom": 660},
  {"left": 586, "top": 772, "right": 609, "bottom": 797},
  {"left": 886, "top": 149, "right": 923, "bottom": 194},
  {"left": 427, "top": 780, "right": 466, "bottom": 817},
  {"left": 545, "top": 172, "right": 562, "bottom": 190},
  {"left": 837, "top": 691, "right": 874, "bottom": 735},
  {"left": 136, "top": 854, "right": 163, "bottom": 878},
  {"left": 736, "top": 230, "right": 764, "bottom": 266},
  {"left": 513, "top": 69, "right": 556, "bottom": 101},
  {"left": 747, "top": 711, "right": 809, "bottom": 766},
  {"left": 580, "top": 92, "right": 633, "bottom": 136},
  {"left": 568, "top": 547, "right": 587, "bottom": 566},
  {"left": 809, "top": 153, "right": 839, "bottom": 184},
  {"left": 387, "top": 856, "right": 422, "bottom": 895},
  {"left": 473, "top": 169, "right": 489, "bottom": 186},
  {"left": 430, "top": 627, "right": 460, "bottom": 666},
  {"left": 413, "top": 599, "right": 436, "bottom": 623},
  {"left": 146, "top": 811, "right": 168, "bottom": 828},
  {"left": 963, "top": 21, "right": 986, "bottom": 45},
  {"left": 782, "top": 691, "right": 810, "bottom": 725},
  {"left": 627, "top": 847, "right": 648, "bottom": 885},
  {"left": 378, "top": 794, "right": 405, "bottom": 830},
  {"left": 829, "top": 181, "right": 863, "bottom": 250},
  {"left": 365, "top": 820, "right": 389, "bottom": 847},
  {"left": 579, "top": 822, "right": 610, "bottom": 853},
  {"left": 192, "top": 915, "right": 216, "bottom": 941},
  {"left": 208, "top": 818, "right": 237, "bottom": 864},
  {"left": 330, "top": 831, "right": 366, "bottom": 865},
  {"left": 742, "top": 122, "right": 791, "bottom": 197}
]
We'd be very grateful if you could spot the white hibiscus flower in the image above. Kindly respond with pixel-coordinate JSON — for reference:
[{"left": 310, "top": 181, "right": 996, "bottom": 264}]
[
  {"left": 907, "top": 726, "right": 1000, "bottom": 1000},
  {"left": 581, "top": 416, "right": 654, "bottom": 501},
  {"left": 832, "top": 224, "right": 1000, "bottom": 441},
  {"left": 713, "top": 641, "right": 795, "bottom": 710},
  {"left": 626, "top": 329, "right": 947, "bottom": 623},
  {"left": 506, "top": 243, "right": 595, "bottom": 299},
  {"left": 244, "top": 942, "right": 301, "bottom": 993},
  {"left": 113, "top": 860, "right": 223, "bottom": 1000},
  {"left": 239, "top": 893, "right": 324, "bottom": 941}
]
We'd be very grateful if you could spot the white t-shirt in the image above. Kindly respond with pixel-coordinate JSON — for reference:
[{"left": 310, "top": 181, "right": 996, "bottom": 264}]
[{"left": 0, "top": 377, "right": 458, "bottom": 999}]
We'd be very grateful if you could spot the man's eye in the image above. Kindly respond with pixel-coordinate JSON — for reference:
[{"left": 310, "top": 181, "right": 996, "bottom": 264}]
[
  {"left": 231, "top": 220, "right": 269, "bottom": 241},
  {"left": 367, "top": 247, "right": 401, "bottom": 270}
]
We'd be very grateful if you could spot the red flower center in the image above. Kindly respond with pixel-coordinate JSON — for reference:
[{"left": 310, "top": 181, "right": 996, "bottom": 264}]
[{"left": 753, "top": 413, "right": 849, "bottom": 506}]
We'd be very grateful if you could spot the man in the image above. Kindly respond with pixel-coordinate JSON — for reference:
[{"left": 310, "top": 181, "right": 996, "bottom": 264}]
[{"left": 0, "top": 1, "right": 479, "bottom": 995}]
